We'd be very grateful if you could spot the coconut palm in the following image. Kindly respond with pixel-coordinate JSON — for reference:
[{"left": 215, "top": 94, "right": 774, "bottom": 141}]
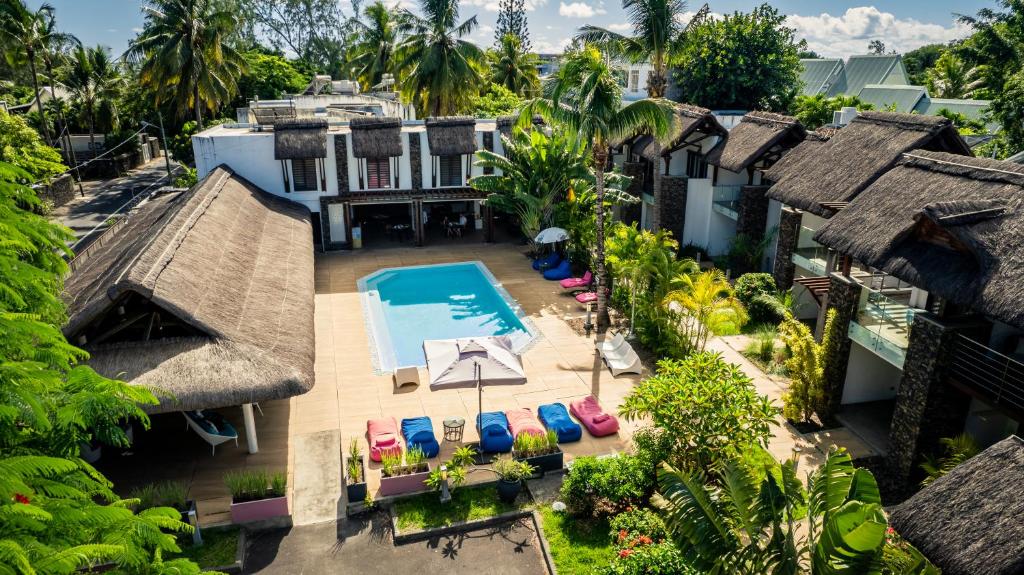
[
  {"left": 663, "top": 268, "right": 747, "bottom": 351},
  {"left": 64, "top": 46, "right": 124, "bottom": 151},
  {"left": 126, "top": 0, "right": 245, "bottom": 128},
  {"left": 924, "top": 52, "right": 984, "bottom": 99},
  {"left": 488, "top": 33, "right": 540, "bottom": 96},
  {"left": 397, "top": 0, "right": 485, "bottom": 116},
  {"left": 525, "top": 45, "right": 673, "bottom": 329},
  {"left": 350, "top": 1, "right": 406, "bottom": 91}
]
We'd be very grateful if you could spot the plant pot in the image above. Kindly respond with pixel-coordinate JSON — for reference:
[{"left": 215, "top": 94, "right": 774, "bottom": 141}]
[
  {"left": 378, "top": 462, "right": 431, "bottom": 497},
  {"left": 496, "top": 479, "right": 522, "bottom": 503},
  {"left": 179, "top": 500, "right": 202, "bottom": 545},
  {"left": 345, "top": 456, "right": 367, "bottom": 503},
  {"left": 229, "top": 495, "right": 289, "bottom": 524},
  {"left": 514, "top": 447, "right": 563, "bottom": 475}
]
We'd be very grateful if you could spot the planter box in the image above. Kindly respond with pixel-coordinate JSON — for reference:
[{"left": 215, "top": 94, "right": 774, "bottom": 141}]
[
  {"left": 230, "top": 495, "right": 289, "bottom": 525},
  {"left": 345, "top": 456, "right": 367, "bottom": 503},
  {"left": 514, "top": 447, "right": 563, "bottom": 475},
  {"left": 379, "top": 463, "right": 431, "bottom": 497}
]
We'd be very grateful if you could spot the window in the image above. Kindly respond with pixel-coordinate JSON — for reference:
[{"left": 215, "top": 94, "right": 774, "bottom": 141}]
[
  {"left": 629, "top": 70, "right": 640, "bottom": 93},
  {"left": 686, "top": 152, "right": 708, "bottom": 179},
  {"left": 291, "top": 158, "right": 318, "bottom": 191},
  {"left": 366, "top": 158, "right": 392, "bottom": 189},
  {"left": 438, "top": 155, "right": 463, "bottom": 187}
]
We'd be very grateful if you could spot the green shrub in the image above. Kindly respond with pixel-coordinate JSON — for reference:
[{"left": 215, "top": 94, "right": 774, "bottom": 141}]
[
  {"left": 223, "top": 469, "right": 286, "bottom": 503},
  {"left": 630, "top": 426, "right": 674, "bottom": 480},
  {"left": 745, "top": 324, "right": 778, "bottom": 363},
  {"left": 734, "top": 273, "right": 776, "bottom": 306},
  {"left": 735, "top": 273, "right": 786, "bottom": 324},
  {"left": 129, "top": 480, "right": 189, "bottom": 511},
  {"left": 748, "top": 292, "right": 788, "bottom": 325},
  {"left": 678, "top": 242, "right": 709, "bottom": 262},
  {"left": 560, "top": 455, "right": 651, "bottom": 516},
  {"left": 598, "top": 541, "right": 695, "bottom": 575},
  {"left": 609, "top": 508, "right": 667, "bottom": 544}
]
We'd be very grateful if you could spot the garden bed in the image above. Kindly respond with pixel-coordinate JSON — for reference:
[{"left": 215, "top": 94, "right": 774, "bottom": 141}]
[
  {"left": 173, "top": 525, "right": 244, "bottom": 573},
  {"left": 536, "top": 507, "right": 613, "bottom": 575},
  {"left": 392, "top": 483, "right": 532, "bottom": 532}
]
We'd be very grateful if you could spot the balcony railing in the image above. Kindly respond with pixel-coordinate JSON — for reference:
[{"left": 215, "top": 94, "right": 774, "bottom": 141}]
[
  {"left": 849, "top": 288, "right": 920, "bottom": 369},
  {"left": 848, "top": 321, "right": 908, "bottom": 369},
  {"left": 948, "top": 335, "right": 1024, "bottom": 417},
  {"left": 711, "top": 185, "right": 742, "bottom": 220},
  {"left": 792, "top": 245, "right": 829, "bottom": 276}
]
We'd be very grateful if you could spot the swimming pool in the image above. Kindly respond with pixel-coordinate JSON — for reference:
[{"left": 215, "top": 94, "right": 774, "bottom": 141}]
[{"left": 358, "top": 261, "right": 537, "bottom": 372}]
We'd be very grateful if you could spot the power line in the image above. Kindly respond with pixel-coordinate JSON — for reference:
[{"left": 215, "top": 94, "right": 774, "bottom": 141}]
[{"left": 51, "top": 127, "right": 148, "bottom": 179}]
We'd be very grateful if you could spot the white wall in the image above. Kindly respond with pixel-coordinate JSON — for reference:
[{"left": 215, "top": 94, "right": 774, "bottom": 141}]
[
  {"left": 682, "top": 178, "right": 712, "bottom": 249},
  {"left": 344, "top": 132, "right": 413, "bottom": 191},
  {"left": 841, "top": 341, "right": 903, "bottom": 404}
]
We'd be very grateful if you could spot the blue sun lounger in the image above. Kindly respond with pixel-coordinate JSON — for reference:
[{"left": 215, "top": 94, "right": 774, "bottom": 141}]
[
  {"left": 401, "top": 416, "right": 440, "bottom": 458},
  {"left": 477, "top": 411, "right": 513, "bottom": 453},
  {"left": 538, "top": 403, "right": 582, "bottom": 443}
]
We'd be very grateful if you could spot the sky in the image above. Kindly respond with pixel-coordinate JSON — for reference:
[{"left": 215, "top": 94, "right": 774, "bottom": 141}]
[{"left": 30, "top": 0, "right": 1000, "bottom": 59}]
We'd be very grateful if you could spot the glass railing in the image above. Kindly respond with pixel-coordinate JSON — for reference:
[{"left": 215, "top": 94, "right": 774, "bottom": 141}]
[
  {"left": 848, "top": 321, "right": 908, "bottom": 369},
  {"left": 711, "top": 185, "right": 742, "bottom": 219},
  {"left": 792, "top": 245, "right": 829, "bottom": 276},
  {"left": 849, "top": 287, "right": 921, "bottom": 369}
]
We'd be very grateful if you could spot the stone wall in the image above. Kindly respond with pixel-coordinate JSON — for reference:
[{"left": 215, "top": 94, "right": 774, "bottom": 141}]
[
  {"left": 333, "top": 135, "right": 349, "bottom": 192},
  {"left": 409, "top": 135, "right": 422, "bottom": 191},
  {"left": 736, "top": 185, "right": 770, "bottom": 241},
  {"left": 621, "top": 161, "right": 644, "bottom": 225},
  {"left": 482, "top": 132, "right": 494, "bottom": 175},
  {"left": 660, "top": 176, "right": 687, "bottom": 242},
  {"left": 821, "top": 273, "right": 862, "bottom": 417},
  {"left": 36, "top": 173, "right": 76, "bottom": 208},
  {"left": 772, "top": 207, "right": 801, "bottom": 290}
]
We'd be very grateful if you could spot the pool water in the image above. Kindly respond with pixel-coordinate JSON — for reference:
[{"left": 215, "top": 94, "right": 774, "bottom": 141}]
[{"left": 359, "top": 262, "right": 535, "bottom": 372}]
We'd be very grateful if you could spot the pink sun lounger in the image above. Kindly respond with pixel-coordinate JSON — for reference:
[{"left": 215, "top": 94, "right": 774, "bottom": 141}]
[
  {"left": 569, "top": 396, "right": 620, "bottom": 437},
  {"left": 506, "top": 408, "right": 546, "bottom": 438},
  {"left": 367, "top": 417, "right": 402, "bottom": 462},
  {"left": 560, "top": 271, "right": 592, "bottom": 290}
]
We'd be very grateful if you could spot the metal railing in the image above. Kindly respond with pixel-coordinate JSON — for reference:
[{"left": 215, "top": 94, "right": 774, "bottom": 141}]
[
  {"left": 847, "top": 287, "right": 921, "bottom": 369},
  {"left": 948, "top": 335, "right": 1024, "bottom": 415}
]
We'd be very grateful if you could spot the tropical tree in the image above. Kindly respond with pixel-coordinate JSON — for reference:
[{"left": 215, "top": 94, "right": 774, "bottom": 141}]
[
  {"left": 350, "top": 1, "right": 405, "bottom": 91},
  {"left": 493, "top": 0, "right": 530, "bottom": 51},
  {"left": 654, "top": 449, "right": 906, "bottom": 575},
  {"left": 0, "top": 108, "right": 64, "bottom": 181},
  {"left": 924, "top": 51, "right": 983, "bottom": 98},
  {"left": 64, "top": 45, "right": 124, "bottom": 151},
  {"left": 663, "top": 268, "right": 748, "bottom": 351},
  {"left": 920, "top": 434, "right": 980, "bottom": 487},
  {"left": 127, "top": 0, "right": 246, "bottom": 128},
  {"left": 605, "top": 222, "right": 678, "bottom": 336},
  {"left": 778, "top": 310, "right": 835, "bottom": 423},
  {"left": 488, "top": 33, "right": 539, "bottom": 96},
  {"left": 791, "top": 94, "right": 873, "bottom": 131},
  {"left": 524, "top": 45, "right": 673, "bottom": 329},
  {"left": 397, "top": 0, "right": 484, "bottom": 116},
  {"left": 470, "top": 83, "right": 525, "bottom": 118}
]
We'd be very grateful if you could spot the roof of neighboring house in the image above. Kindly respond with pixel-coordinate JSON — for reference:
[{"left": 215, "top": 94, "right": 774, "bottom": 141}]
[
  {"left": 814, "top": 151, "right": 1024, "bottom": 329},
  {"left": 842, "top": 54, "right": 906, "bottom": 96},
  {"left": 888, "top": 436, "right": 1024, "bottom": 575},
  {"left": 857, "top": 84, "right": 928, "bottom": 113},
  {"left": 61, "top": 166, "right": 315, "bottom": 413},
  {"left": 616, "top": 104, "right": 726, "bottom": 160},
  {"left": 914, "top": 97, "right": 996, "bottom": 130},
  {"left": 705, "top": 111, "right": 806, "bottom": 173},
  {"left": 798, "top": 58, "right": 845, "bottom": 96},
  {"left": 765, "top": 111, "right": 972, "bottom": 218}
]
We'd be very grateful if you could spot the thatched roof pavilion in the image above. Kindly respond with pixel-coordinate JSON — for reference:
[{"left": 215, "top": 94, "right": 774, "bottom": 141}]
[
  {"left": 888, "top": 436, "right": 1024, "bottom": 575},
  {"left": 705, "top": 111, "right": 806, "bottom": 173},
  {"left": 616, "top": 104, "right": 726, "bottom": 160},
  {"left": 274, "top": 118, "right": 328, "bottom": 159},
  {"left": 62, "top": 166, "right": 315, "bottom": 417},
  {"left": 765, "top": 112, "right": 971, "bottom": 217},
  {"left": 425, "top": 116, "right": 477, "bottom": 155},
  {"left": 349, "top": 116, "right": 403, "bottom": 158},
  {"left": 814, "top": 151, "right": 1024, "bottom": 329}
]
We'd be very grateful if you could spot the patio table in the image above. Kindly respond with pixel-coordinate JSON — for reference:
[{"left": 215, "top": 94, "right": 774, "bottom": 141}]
[{"left": 443, "top": 417, "right": 466, "bottom": 442}]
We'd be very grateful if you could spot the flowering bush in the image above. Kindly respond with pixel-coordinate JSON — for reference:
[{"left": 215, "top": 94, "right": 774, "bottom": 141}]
[
  {"left": 559, "top": 455, "right": 652, "bottom": 516},
  {"left": 609, "top": 508, "right": 667, "bottom": 545},
  {"left": 598, "top": 541, "right": 695, "bottom": 575}
]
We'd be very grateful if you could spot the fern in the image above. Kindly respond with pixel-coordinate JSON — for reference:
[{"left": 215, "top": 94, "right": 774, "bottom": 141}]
[{"left": 920, "top": 434, "right": 980, "bottom": 487}]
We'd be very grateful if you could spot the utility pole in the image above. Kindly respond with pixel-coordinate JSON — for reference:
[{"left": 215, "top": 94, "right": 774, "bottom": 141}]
[{"left": 142, "top": 115, "right": 173, "bottom": 184}]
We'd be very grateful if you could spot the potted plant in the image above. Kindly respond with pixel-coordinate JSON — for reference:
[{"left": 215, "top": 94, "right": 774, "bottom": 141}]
[
  {"left": 426, "top": 446, "right": 476, "bottom": 502},
  {"left": 378, "top": 447, "right": 432, "bottom": 497},
  {"left": 344, "top": 438, "right": 367, "bottom": 503},
  {"left": 493, "top": 456, "right": 534, "bottom": 503},
  {"left": 512, "top": 430, "right": 563, "bottom": 474},
  {"left": 224, "top": 469, "right": 289, "bottom": 524}
]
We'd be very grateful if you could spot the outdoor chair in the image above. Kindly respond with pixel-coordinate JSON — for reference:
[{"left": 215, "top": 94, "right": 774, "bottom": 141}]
[
  {"left": 569, "top": 396, "right": 620, "bottom": 437},
  {"left": 596, "top": 332, "right": 627, "bottom": 357},
  {"left": 560, "top": 271, "right": 593, "bottom": 290},
  {"left": 401, "top": 416, "right": 440, "bottom": 458},
  {"left": 532, "top": 252, "right": 560, "bottom": 271},
  {"left": 393, "top": 366, "right": 420, "bottom": 390},
  {"left": 538, "top": 403, "right": 582, "bottom": 443},
  {"left": 505, "top": 408, "right": 546, "bottom": 439},
  {"left": 543, "top": 260, "right": 572, "bottom": 281},
  {"left": 477, "top": 411, "right": 514, "bottom": 453},
  {"left": 602, "top": 342, "right": 643, "bottom": 376},
  {"left": 367, "top": 417, "right": 403, "bottom": 462}
]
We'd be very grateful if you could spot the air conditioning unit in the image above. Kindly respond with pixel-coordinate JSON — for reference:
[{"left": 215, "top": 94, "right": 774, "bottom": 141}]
[{"left": 833, "top": 106, "right": 859, "bottom": 127}]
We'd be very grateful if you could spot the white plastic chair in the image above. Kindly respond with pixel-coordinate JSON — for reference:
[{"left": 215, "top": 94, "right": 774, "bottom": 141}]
[
  {"left": 603, "top": 342, "right": 643, "bottom": 376},
  {"left": 596, "top": 332, "right": 626, "bottom": 357}
]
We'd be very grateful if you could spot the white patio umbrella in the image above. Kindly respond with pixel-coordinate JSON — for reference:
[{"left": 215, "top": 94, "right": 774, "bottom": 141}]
[
  {"left": 534, "top": 227, "right": 569, "bottom": 244},
  {"left": 424, "top": 336, "right": 526, "bottom": 433}
]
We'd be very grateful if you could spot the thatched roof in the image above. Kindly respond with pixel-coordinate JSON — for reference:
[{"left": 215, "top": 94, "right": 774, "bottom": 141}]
[
  {"left": 62, "top": 166, "right": 315, "bottom": 413},
  {"left": 765, "top": 111, "right": 971, "bottom": 217},
  {"left": 616, "top": 104, "right": 726, "bottom": 157},
  {"left": 705, "top": 111, "right": 807, "bottom": 173},
  {"left": 349, "top": 116, "right": 403, "bottom": 158},
  {"left": 814, "top": 150, "right": 1024, "bottom": 328},
  {"left": 888, "top": 436, "right": 1024, "bottom": 575},
  {"left": 760, "top": 129, "right": 834, "bottom": 184},
  {"left": 426, "top": 116, "right": 477, "bottom": 156},
  {"left": 274, "top": 118, "right": 328, "bottom": 159},
  {"left": 496, "top": 114, "right": 544, "bottom": 137}
]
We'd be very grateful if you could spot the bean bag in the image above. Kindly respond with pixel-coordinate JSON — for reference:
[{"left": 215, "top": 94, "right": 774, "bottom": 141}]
[
  {"left": 477, "top": 411, "right": 513, "bottom": 453},
  {"left": 560, "top": 271, "right": 593, "bottom": 290},
  {"left": 367, "top": 417, "right": 402, "bottom": 462},
  {"left": 569, "top": 396, "right": 620, "bottom": 437},
  {"left": 538, "top": 403, "right": 582, "bottom": 443},
  {"left": 505, "top": 408, "right": 546, "bottom": 439},
  {"left": 532, "top": 252, "right": 560, "bottom": 271},
  {"left": 543, "top": 260, "right": 572, "bottom": 280},
  {"left": 401, "top": 416, "right": 439, "bottom": 458}
]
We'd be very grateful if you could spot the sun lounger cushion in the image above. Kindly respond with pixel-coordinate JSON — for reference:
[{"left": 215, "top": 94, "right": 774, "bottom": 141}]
[
  {"left": 537, "top": 403, "right": 582, "bottom": 443},
  {"left": 477, "top": 411, "right": 513, "bottom": 453},
  {"left": 560, "top": 271, "right": 592, "bottom": 289},
  {"left": 576, "top": 291, "right": 598, "bottom": 304},
  {"left": 569, "top": 396, "right": 620, "bottom": 437},
  {"left": 543, "top": 260, "right": 572, "bottom": 280},
  {"left": 532, "top": 252, "right": 560, "bottom": 271},
  {"left": 401, "top": 416, "right": 439, "bottom": 458},
  {"left": 367, "top": 417, "right": 403, "bottom": 462},
  {"left": 506, "top": 408, "right": 546, "bottom": 438}
]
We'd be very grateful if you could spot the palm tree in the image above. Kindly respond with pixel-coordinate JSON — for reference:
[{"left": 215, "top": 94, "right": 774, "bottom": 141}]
[
  {"left": 126, "top": 0, "right": 245, "bottom": 129},
  {"left": 64, "top": 46, "right": 124, "bottom": 152},
  {"left": 397, "top": 0, "right": 484, "bottom": 116},
  {"left": 351, "top": 2, "right": 405, "bottom": 91},
  {"left": 577, "top": 2, "right": 709, "bottom": 230},
  {"left": 925, "top": 52, "right": 984, "bottom": 99},
  {"left": 663, "top": 268, "right": 747, "bottom": 351},
  {"left": 488, "top": 33, "right": 539, "bottom": 96},
  {"left": 525, "top": 45, "right": 674, "bottom": 329},
  {"left": 0, "top": 0, "right": 76, "bottom": 145}
]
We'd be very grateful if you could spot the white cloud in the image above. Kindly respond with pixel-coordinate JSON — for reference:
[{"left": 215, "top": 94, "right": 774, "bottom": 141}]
[
  {"left": 788, "top": 7, "right": 972, "bottom": 58},
  {"left": 607, "top": 23, "right": 631, "bottom": 32},
  {"left": 558, "top": 1, "right": 604, "bottom": 18},
  {"left": 461, "top": 0, "right": 547, "bottom": 11},
  {"left": 533, "top": 35, "right": 572, "bottom": 53}
]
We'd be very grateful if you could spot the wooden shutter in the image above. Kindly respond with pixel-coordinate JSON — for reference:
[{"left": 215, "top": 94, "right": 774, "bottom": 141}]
[
  {"left": 367, "top": 158, "right": 391, "bottom": 189},
  {"left": 439, "top": 155, "right": 462, "bottom": 187},
  {"left": 291, "top": 158, "right": 318, "bottom": 191}
]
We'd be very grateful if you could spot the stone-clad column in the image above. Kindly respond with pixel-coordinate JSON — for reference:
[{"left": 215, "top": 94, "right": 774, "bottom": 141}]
[
  {"left": 620, "top": 161, "right": 644, "bottom": 225},
  {"left": 660, "top": 176, "right": 687, "bottom": 243},
  {"left": 736, "top": 185, "right": 770, "bottom": 241},
  {"left": 773, "top": 206, "right": 801, "bottom": 290},
  {"left": 820, "top": 273, "right": 862, "bottom": 418},
  {"left": 482, "top": 132, "right": 494, "bottom": 175},
  {"left": 409, "top": 133, "right": 422, "bottom": 191},
  {"left": 333, "top": 134, "right": 349, "bottom": 193}
]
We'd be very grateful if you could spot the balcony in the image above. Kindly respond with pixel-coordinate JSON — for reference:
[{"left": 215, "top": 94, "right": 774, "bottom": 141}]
[
  {"left": 948, "top": 335, "right": 1024, "bottom": 418},
  {"left": 711, "top": 185, "right": 742, "bottom": 220},
  {"left": 848, "top": 288, "right": 919, "bottom": 369}
]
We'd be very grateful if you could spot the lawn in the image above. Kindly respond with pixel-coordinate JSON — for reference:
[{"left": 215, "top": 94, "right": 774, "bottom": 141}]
[
  {"left": 174, "top": 526, "right": 240, "bottom": 569},
  {"left": 537, "top": 506, "right": 613, "bottom": 575},
  {"left": 393, "top": 484, "right": 530, "bottom": 530}
]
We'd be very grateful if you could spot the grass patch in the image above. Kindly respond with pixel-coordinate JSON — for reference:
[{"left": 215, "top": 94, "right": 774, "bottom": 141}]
[
  {"left": 174, "top": 526, "right": 239, "bottom": 568},
  {"left": 537, "top": 506, "right": 613, "bottom": 575},
  {"left": 393, "top": 485, "right": 529, "bottom": 530}
]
